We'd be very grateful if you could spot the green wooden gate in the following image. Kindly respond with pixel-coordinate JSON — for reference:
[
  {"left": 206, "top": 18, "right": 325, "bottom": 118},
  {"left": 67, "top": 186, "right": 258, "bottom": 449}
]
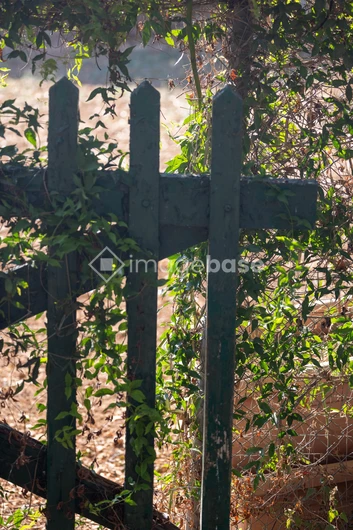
[{"left": 0, "top": 78, "right": 318, "bottom": 530}]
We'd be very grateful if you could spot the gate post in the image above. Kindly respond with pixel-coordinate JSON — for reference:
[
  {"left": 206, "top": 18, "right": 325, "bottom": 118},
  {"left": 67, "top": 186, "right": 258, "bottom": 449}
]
[{"left": 201, "top": 86, "right": 243, "bottom": 530}]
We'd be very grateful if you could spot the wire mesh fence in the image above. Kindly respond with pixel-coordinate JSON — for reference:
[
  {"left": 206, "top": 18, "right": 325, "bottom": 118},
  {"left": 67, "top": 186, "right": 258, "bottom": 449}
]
[{"left": 231, "top": 299, "right": 353, "bottom": 529}]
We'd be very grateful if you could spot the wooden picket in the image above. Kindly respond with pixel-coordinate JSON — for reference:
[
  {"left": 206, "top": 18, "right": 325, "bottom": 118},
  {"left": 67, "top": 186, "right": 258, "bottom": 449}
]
[
  {"left": 125, "top": 81, "right": 160, "bottom": 528},
  {"left": 0, "top": 77, "right": 318, "bottom": 530},
  {"left": 201, "top": 86, "right": 243, "bottom": 529},
  {"left": 46, "top": 78, "right": 79, "bottom": 530}
]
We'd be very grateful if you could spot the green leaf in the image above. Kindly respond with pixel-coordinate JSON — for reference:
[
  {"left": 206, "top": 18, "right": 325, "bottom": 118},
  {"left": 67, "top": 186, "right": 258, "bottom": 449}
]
[
  {"left": 130, "top": 390, "right": 145, "bottom": 403},
  {"left": 86, "top": 87, "right": 105, "bottom": 102},
  {"left": 5, "top": 278, "right": 12, "bottom": 294},
  {"left": 246, "top": 446, "right": 263, "bottom": 455},
  {"left": 268, "top": 442, "right": 275, "bottom": 458},
  {"left": 258, "top": 401, "right": 272, "bottom": 415},
  {"left": 94, "top": 388, "right": 114, "bottom": 397},
  {"left": 65, "top": 372, "right": 72, "bottom": 387},
  {"left": 165, "top": 34, "right": 174, "bottom": 46},
  {"left": 55, "top": 411, "right": 69, "bottom": 420},
  {"left": 33, "top": 53, "right": 46, "bottom": 62},
  {"left": 24, "top": 128, "right": 37, "bottom": 147}
]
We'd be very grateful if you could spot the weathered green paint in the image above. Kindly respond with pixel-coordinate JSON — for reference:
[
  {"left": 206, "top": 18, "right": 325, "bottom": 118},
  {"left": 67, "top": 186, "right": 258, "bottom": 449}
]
[
  {"left": 46, "top": 77, "right": 79, "bottom": 530},
  {"left": 0, "top": 174, "right": 318, "bottom": 330},
  {"left": 1, "top": 165, "right": 318, "bottom": 231},
  {"left": 124, "top": 81, "right": 160, "bottom": 529},
  {"left": 201, "top": 86, "right": 242, "bottom": 530},
  {"left": 0, "top": 79, "right": 319, "bottom": 530}
]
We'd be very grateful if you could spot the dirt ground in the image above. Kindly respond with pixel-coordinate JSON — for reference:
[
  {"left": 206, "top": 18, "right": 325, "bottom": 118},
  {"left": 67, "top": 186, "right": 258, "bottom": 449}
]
[{"left": 0, "top": 65, "right": 189, "bottom": 528}]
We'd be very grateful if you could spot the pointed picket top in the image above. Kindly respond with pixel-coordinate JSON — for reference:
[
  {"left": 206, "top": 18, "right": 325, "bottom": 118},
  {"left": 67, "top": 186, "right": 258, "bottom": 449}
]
[
  {"left": 212, "top": 85, "right": 243, "bottom": 134},
  {"left": 48, "top": 76, "right": 79, "bottom": 193},
  {"left": 213, "top": 83, "right": 242, "bottom": 105},
  {"left": 49, "top": 76, "right": 79, "bottom": 97},
  {"left": 129, "top": 79, "right": 160, "bottom": 171},
  {"left": 132, "top": 79, "right": 160, "bottom": 102},
  {"left": 211, "top": 84, "right": 243, "bottom": 169}
]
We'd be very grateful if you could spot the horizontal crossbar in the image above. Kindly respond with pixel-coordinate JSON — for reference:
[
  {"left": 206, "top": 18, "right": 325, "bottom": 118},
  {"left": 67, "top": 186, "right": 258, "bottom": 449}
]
[
  {"left": 1, "top": 165, "right": 318, "bottom": 256},
  {"left": 0, "top": 165, "right": 318, "bottom": 329}
]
